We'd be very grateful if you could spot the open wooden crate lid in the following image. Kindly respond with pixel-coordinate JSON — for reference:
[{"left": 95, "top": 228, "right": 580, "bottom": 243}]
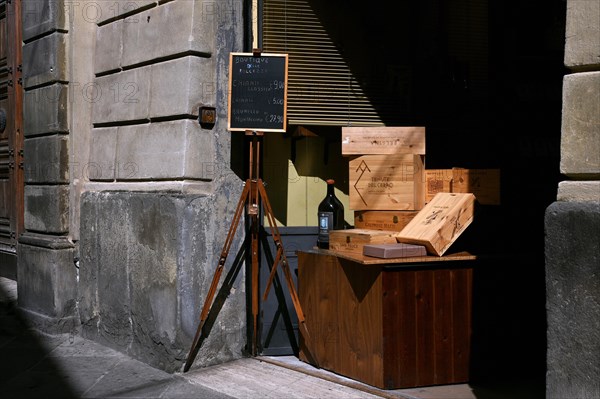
[{"left": 396, "top": 192, "right": 476, "bottom": 256}]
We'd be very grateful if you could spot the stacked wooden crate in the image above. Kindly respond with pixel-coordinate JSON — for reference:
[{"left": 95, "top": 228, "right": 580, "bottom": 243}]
[
  {"left": 425, "top": 167, "right": 500, "bottom": 205},
  {"left": 331, "top": 127, "right": 486, "bottom": 257},
  {"left": 329, "top": 127, "right": 426, "bottom": 256}
]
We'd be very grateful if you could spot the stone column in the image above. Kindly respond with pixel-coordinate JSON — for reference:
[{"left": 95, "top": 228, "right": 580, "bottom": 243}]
[
  {"left": 77, "top": 0, "right": 247, "bottom": 372},
  {"left": 545, "top": 1, "right": 600, "bottom": 398},
  {"left": 18, "top": 0, "right": 78, "bottom": 334}
]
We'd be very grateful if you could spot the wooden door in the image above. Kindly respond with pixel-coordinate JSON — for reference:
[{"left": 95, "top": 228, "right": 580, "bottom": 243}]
[{"left": 0, "top": 0, "right": 23, "bottom": 259}]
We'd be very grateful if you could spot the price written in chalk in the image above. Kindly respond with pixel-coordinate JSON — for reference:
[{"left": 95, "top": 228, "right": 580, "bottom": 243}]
[{"left": 228, "top": 52, "right": 288, "bottom": 132}]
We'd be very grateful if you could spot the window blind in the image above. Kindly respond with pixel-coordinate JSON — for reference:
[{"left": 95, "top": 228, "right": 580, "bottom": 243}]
[{"left": 262, "top": 0, "right": 386, "bottom": 127}]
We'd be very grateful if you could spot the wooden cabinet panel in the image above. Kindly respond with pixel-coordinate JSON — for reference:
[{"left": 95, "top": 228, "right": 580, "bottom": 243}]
[{"left": 299, "top": 250, "right": 473, "bottom": 390}]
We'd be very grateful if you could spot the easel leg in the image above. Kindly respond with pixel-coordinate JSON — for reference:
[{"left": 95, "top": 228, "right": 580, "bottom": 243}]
[
  {"left": 183, "top": 182, "right": 250, "bottom": 372},
  {"left": 250, "top": 210, "right": 260, "bottom": 356},
  {"left": 184, "top": 131, "right": 318, "bottom": 371},
  {"left": 257, "top": 180, "right": 319, "bottom": 367}
]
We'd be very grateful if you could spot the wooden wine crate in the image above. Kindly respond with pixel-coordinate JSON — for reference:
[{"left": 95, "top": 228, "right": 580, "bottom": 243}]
[
  {"left": 396, "top": 192, "right": 476, "bottom": 256},
  {"left": 425, "top": 168, "right": 500, "bottom": 205},
  {"left": 341, "top": 126, "right": 426, "bottom": 155},
  {"left": 425, "top": 169, "right": 454, "bottom": 203},
  {"left": 451, "top": 168, "right": 500, "bottom": 205},
  {"left": 329, "top": 228, "right": 400, "bottom": 256},
  {"left": 349, "top": 154, "right": 425, "bottom": 211},
  {"left": 354, "top": 210, "right": 420, "bottom": 232}
]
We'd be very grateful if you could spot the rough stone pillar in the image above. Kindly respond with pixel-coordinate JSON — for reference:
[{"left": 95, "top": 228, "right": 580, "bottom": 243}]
[
  {"left": 77, "top": 0, "right": 247, "bottom": 372},
  {"left": 17, "top": 0, "right": 79, "bottom": 334},
  {"left": 545, "top": 1, "right": 600, "bottom": 398}
]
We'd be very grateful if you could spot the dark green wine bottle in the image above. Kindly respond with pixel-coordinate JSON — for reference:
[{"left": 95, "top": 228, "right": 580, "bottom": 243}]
[{"left": 317, "top": 179, "right": 345, "bottom": 249}]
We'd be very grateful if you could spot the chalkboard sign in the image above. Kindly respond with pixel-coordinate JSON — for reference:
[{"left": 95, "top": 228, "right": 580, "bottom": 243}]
[{"left": 228, "top": 52, "right": 288, "bottom": 132}]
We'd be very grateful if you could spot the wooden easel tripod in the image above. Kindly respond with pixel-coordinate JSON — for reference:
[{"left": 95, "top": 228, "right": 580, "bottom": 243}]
[{"left": 183, "top": 130, "right": 313, "bottom": 372}]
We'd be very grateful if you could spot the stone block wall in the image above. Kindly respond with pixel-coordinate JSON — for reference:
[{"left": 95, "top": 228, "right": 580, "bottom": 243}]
[
  {"left": 546, "top": 1, "right": 600, "bottom": 398},
  {"left": 79, "top": 176, "right": 245, "bottom": 372},
  {"left": 88, "top": 0, "right": 218, "bottom": 186},
  {"left": 78, "top": 0, "right": 247, "bottom": 371},
  {"left": 18, "top": 0, "right": 77, "bottom": 333},
  {"left": 17, "top": 0, "right": 248, "bottom": 372}
]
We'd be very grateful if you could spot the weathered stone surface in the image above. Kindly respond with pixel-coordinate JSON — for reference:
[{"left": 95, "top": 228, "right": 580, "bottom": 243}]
[
  {"left": 95, "top": 19, "right": 124, "bottom": 74},
  {"left": 23, "top": 83, "right": 69, "bottom": 136},
  {"left": 121, "top": 0, "right": 214, "bottom": 68},
  {"left": 17, "top": 243, "right": 77, "bottom": 320},
  {"left": 558, "top": 181, "right": 600, "bottom": 202},
  {"left": 22, "top": 32, "right": 69, "bottom": 88},
  {"left": 24, "top": 135, "right": 69, "bottom": 183},
  {"left": 115, "top": 120, "right": 214, "bottom": 180},
  {"left": 545, "top": 201, "right": 600, "bottom": 399},
  {"left": 22, "top": 0, "right": 69, "bottom": 42},
  {"left": 92, "top": 56, "right": 215, "bottom": 124},
  {"left": 92, "top": 66, "right": 151, "bottom": 124},
  {"left": 88, "top": 127, "right": 118, "bottom": 181},
  {"left": 561, "top": 72, "right": 600, "bottom": 179},
  {"left": 565, "top": 0, "right": 600, "bottom": 69},
  {"left": 24, "top": 185, "right": 70, "bottom": 234},
  {"left": 150, "top": 57, "right": 215, "bottom": 118},
  {"left": 212, "top": 0, "right": 244, "bottom": 169},
  {"left": 93, "top": 0, "right": 156, "bottom": 25},
  {"left": 79, "top": 179, "right": 245, "bottom": 372}
]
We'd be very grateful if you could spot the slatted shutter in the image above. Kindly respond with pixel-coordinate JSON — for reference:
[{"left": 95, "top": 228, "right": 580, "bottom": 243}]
[{"left": 262, "top": 0, "right": 387, "bottom": 127}]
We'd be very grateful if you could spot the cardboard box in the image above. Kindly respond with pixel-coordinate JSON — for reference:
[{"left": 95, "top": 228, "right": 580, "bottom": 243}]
[
  {"left": 329, "top": 229, "right": 400, "bottom": 256},
  {"left": 354, "top": 210, "right": 420, "bottom": 232},
  {"left": 363, "top": 243, "right": 427, "bottom": 258},
  {"left": 425, "top": 168, "right": 500, "bottom": 205},
  {"left": 396, "top": 192, "right": 476, "bottom": 256},
  {"left": 349, "top": 154, "right": 425, "bottom": 211},
  {"left": 341, "top": 126, "right": 426, "bottom": 155}
]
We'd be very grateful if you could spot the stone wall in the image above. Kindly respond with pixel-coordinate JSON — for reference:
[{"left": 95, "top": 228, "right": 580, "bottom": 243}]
[
  {"left": 79, "top": 177, "right": 245, "bottom": 372},
  {"left": 77, "top": 0, "right": 247, "bottom": 371},
  {"left": 18, "top": 0, "right": 79, "bottom": 333},
  {"left": 546, "top": 0, "right": 600, "bottom": 398},
  {"left": 18, "top": 0, "right": 248, "bottom": 372}
]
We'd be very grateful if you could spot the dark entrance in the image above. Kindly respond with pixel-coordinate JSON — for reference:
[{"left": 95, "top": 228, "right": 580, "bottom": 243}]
[{"left": 0, "top": 0, "right": 23, "bottom": 279}]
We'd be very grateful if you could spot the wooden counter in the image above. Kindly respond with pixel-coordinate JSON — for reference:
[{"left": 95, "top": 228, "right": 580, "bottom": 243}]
[{"left": 298, "top": 249, "right": 476, "bottom": 390}]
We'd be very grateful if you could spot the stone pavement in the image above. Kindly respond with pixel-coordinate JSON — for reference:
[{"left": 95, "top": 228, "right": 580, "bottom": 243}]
[{"left": 0, "top": 277, "right": 541, "bottom": 399}]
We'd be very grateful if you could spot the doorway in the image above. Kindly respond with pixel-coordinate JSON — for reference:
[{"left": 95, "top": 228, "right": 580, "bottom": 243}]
[{"left": 0, "top": 0, "right": 23, "bottom": 279}]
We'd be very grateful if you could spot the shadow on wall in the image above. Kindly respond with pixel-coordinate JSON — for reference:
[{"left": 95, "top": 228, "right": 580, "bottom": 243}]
[{"left": 0, "top": 278, "right": 79, "bottom": 398}]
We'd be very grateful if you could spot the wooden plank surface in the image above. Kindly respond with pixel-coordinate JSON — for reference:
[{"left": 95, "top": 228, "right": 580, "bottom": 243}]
[
  {"left": 341, "top": 126, "right": 426, "bottom": 155},
  {"left": 452, "top": 168, "right": 501, "bottom": 205},
  {"left": 354, "top": 210, "right": 419, "bottom": 231},
  {"left": 329, "top": 228, "right": 400, "bottom": 256},
  {"left": 382, "top": 269, "right": 418, "bottom": 388},
  {"left": 381, "top": 267, "right": 473, "bottom": 388},
  {"left": 349, "top": 154, "right": 425, "bottom": 211},
  {"left": 415, "top": 270, "right": 435, "bottom": 386},
  {"left": 314, "top": 249, "right": 476, "bottom": 265},
  {"left": 434, "top": 269, "right": 453, "bottom": 384},
  {"left": 396, "top": 193, "right": 476, "bottom": 256},
  {"left": 299, "top": 251, "right": 474, "bottom": 389},
  {"left": 338, "top": 258, "right": 384, "bottom": 388},
  {"left": 299, "top": 252, "right": 385, "bottom": 388},
  {"left": 452, "top": 268, "right": 473, "bottom": 382},
  {"left": 425, "top": 168, "right": 501, "bottom": 205},
  {"left": 425, "top": 169, "right": 454, "bottom": 203}
]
